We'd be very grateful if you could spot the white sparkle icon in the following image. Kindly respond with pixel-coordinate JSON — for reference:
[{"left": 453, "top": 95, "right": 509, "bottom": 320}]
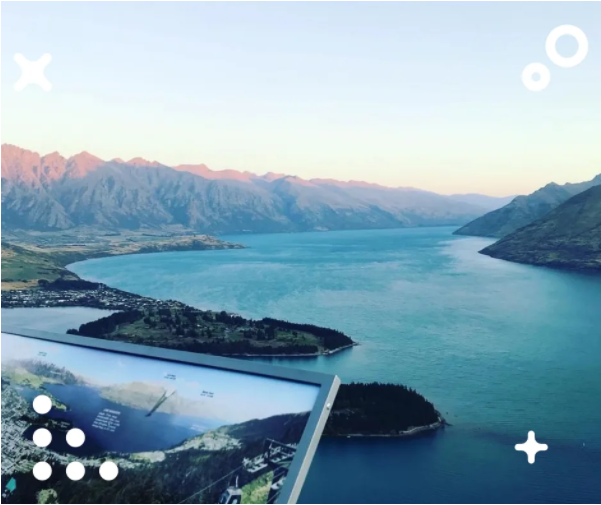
[
  {"left": 14, "top": 53, "right": 52, "bottom": 91},
  {"left": 515, "top": 431, "right": 548, "bottom": 464}
]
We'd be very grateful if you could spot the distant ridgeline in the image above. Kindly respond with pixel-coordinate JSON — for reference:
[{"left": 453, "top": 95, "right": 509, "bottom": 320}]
[
  {"left": 480, "top": 185, "right": 601, "bottom": 272},
  {"left": 455, "top": 173, "right": 601, "bottom": 239},
  {"left": 453, "top": 174, "right": 601, "bottom": 272},
  {"left": 67, "top": 306, "right": 356, "bottom": 357},
  {"left": 2, "top": 144, "right": 494, "bottom": 234},
  {"left": 324, "top": 382, "right": 442, "bottom": 437}
]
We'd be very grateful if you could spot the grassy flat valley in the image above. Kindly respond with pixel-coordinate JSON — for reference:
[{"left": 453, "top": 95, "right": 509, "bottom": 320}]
[
  {"left": 1, "top": 233, "right": 243, "bottom": 290},
  {"left": 1, "top": 243, "right": 78, "bottom": 290}
]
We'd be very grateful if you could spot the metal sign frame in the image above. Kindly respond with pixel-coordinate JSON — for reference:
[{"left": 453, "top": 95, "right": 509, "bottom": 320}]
[{"left": 1, "top": 326, "right": 341, "bottom": 504}]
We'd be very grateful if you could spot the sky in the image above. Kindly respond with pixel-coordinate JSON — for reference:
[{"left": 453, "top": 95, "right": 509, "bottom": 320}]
[
  {"left": 2, "top": 2, "right": 600, "bottom": 196},
  {"left": 1, "top": 332, "right": 319, "bottom": 423}
]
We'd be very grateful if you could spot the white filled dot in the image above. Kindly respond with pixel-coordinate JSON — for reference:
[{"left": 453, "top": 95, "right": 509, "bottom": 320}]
[
  {"left": 66, "top": 428, "right": 86, "bottom": 448},
  {"left": 99, "top": 461, "right": 119, "bottom": 481},
  {"left": 33, "top": 428, "right": 52, "bottom": 448},
  {"left": 66, "top": 461, "right": 85, "bottom": 481},
  {"left": 33, "top": 461, "right": 52, "bottom": 481},
  {"left": 33, "top": 395, "right": 52, "bottom": 414}
]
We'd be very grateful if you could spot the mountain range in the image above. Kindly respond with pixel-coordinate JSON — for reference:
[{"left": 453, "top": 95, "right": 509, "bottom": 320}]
[
  {"left": 454, "top": 174, "right": 601, "bottom": 238},
  {"left": 2, "top": 144, "right": 508, "bottom": 234},
  {"left": 480, "top": 185, "right": 601, "bottom": 271},
  {"left": 99, "top": 381, "right": 225, "bottom": 420}
]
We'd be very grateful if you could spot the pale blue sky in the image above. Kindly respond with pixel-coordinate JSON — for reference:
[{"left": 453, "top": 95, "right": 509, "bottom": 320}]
[{"left": 2, "top": 2, "right": 600, "bottom": 196}]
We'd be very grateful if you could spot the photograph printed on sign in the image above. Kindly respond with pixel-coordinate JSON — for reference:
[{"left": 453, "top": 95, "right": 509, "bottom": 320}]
[{"left": 1, "top": 333, "right": 319, "bottom": 504}]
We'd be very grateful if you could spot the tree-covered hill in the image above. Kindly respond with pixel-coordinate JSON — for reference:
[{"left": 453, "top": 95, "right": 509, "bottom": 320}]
[
  {"left": 67, "top": 306, "right": 356, "bottom": 357},
  {"left": 480, "top": 185, "right": 601, "bottom": 272},
  {"left": 324, "top": 382, "right": 441, "bottom": 436}
]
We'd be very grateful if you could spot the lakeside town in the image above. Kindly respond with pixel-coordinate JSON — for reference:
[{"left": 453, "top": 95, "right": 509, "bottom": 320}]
[{"left": 2, "top": 280, "right": 181, "bottom": 312}]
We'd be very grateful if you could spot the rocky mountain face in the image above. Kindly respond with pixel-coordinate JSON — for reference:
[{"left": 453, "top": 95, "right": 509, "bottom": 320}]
[
  {"left": 480, "top": 185, "right": 601, "bottom": 271},
  {"left": 2, "top": 144, "right": 489, "bottom": 234},
  {"left": 454, "top": 174, "right": 601, "bottom": 238}
]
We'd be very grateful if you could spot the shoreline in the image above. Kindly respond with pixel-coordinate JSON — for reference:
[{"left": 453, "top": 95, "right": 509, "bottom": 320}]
[
  {"left": 2, "top": 241, "right": 359, "bottom": 358},
  {"left": 1, "top": 235, "right": 245, "bottom": 291},
  {"left": 479, "top": 249, "right": 601, "bottom": 273},
  {"left": 2, "top": 243, "right": 444, "bottom": 442},
  {"left": 1, "top": 282, "right": 358, "bottom": 358},
  {"left": 326, "top": 419, "right": 445, "bottom": 439},
  {"left": 227, "top": 342, "right": 359, "bottom": 358}
]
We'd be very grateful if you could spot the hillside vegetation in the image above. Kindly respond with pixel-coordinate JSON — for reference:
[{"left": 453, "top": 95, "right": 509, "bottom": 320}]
[
  {"left": 1, "top": 234, "right": 242, "bottom": 290},
  {"left": 481, "top": 185, "right": 601, "bottom": 271},
  {"left": 324, "top": 382, "right": 441, "bottom": 436},
  {"left": 454, "top": 174, "right": 601, "bottom": 238},
  {"left": 67, "top": 306, "right": 356, "bottom": 356}
]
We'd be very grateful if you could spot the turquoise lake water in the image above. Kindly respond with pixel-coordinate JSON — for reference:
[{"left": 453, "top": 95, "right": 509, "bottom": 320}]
[{"left": 59, "top": 228, "right": 601, "bottom": 502}]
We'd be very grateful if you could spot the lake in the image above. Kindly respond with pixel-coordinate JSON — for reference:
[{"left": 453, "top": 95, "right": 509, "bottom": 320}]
[
  {"left": 18, "top": 384, "right": 211, "bottom": 456},
  {"left": 1, "top": 307, "right": 115, "bottom": 334},
  {"left": 9, "top": 227, "right": 601, "bottom": 503}
]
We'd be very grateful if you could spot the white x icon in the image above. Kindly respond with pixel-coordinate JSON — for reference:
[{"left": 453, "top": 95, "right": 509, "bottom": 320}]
[{"left": 14, "top": 53, "right": 53, "bottom": 91}]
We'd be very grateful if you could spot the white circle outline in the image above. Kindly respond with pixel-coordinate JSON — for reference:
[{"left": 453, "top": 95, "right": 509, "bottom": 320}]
[
  {"left": 66, "top": 461, "right": 86, "bottom": 481},
  {"left": 99, "top": 461, "right": 119, "bottom": 481},
  {"left": 66, "top": 428, "right": 86, "bottom": 448},
  {"left": 522, "top": 63, "right": 551, "bottom": 92},
  {"left": 546, "top": 25, "right": 588, "bottom": 68},
  {"left": 33, "top": 461, "right": 52, "bottom": 481},
  {"left": 33, "top": 428, "right": 52, "bottom": 448}
]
